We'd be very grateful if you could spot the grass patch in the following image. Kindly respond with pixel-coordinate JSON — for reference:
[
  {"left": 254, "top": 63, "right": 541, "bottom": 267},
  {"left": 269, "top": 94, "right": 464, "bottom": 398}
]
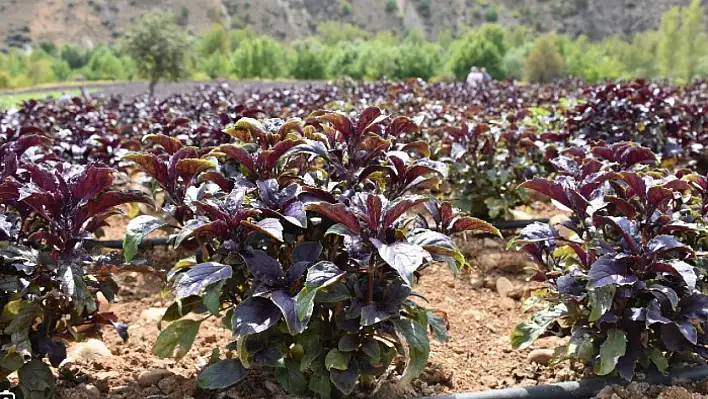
[{"left": 0, "top": 89, "right": 96, "bottom": 110}]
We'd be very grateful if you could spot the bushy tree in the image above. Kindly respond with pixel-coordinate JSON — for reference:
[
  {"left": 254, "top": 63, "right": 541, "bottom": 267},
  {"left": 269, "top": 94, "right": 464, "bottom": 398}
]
[
  {"left": 85, "top": 47, "right": 126, "bottom": 80},
  {"left": 387, "top": 32, "right": 441, "bottom": 80},
  {"left": 327, "top": 41, "right": 367, "bottom": 79},
  {"left": 60, "top": 45, "right": 87, "bottom": 69},
  {"left": 202, "top": 51, "right": 231, "bottom": 79},
  {"left": 449, "top": 32, "right": 505, "bottom": 80},
  {"left": 233, "top": 36, "right": 288, "bottom": 79},
  {"left": 290, "top": 41, "right": 327, "bottom": 80},
  {"left": 679, "top": 0, "right": 704, "bottom": 81},
  {"left": 26, "top": 58, "right": 56, "bottom": 85},
  {"left": 199, "top": 24, "right": 230, "bottom": 57},
  {"left": 657, "top": 6, "right": 681, "bottom": 79},
  {"left": 524, "top": 34, "right": 564, "bottom": 83},
  {"left": 503, "top": 45, "right": 529, "bottom": 80},
  {"left": 124, "top": 12, "right": 192, "bottom": 96}
]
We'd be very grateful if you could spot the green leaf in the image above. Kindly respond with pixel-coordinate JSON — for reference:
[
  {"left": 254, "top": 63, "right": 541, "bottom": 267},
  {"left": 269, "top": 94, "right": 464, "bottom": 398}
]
[
  {"left": 325, "top": 349, "right": 350, "bottom": 371},
  {"left": 299, "top": 331, "right": 324, "bottom": 372},
  {"left": 392, "top": 318, "right": 429, "bottom": 385},
  {"left": 427, "top": 311, "right": 449, "bottom": 343},
  {"left": 309, "top": 373, "right": 332, "bottom": 399},
  {"left": 0, "top": 349, "right": 25, "bottom": 371},
  {"left": 647, "top": 347, "right": 669, "bottom": 372},
  {"left": 198, "top": 359, "right": 248, "bottom": 390},
  {"left": 203, "top": 281, "right": 225, "bottom": 315},
  {"left": 296, "top": 262, "right": 345, "bottom": 322},
  {"left": 567, "top": 332, "right": 594, "bottom": 361},
  {"left": 593, "top": 329, "right": 626, "bottom": 376},
  {"left": 18, "top": 359, "right": 55, "bottom": 399},
  {"left": 589, "top": 285, "right": 616, "bottom": 322},
  {"left": 337, "top": 334, "right": 360, "bottom": 352},
  {"left": 123, "top": 215, "right": 166, "bottom": 263},
  {"left": 2, "top": 300, "right": 42, "bottom": 334},
  {"left": 274, "top": 359, "right": 307, "bottom": 394},
  {"left": 324, "top": 223, "right": 354, "bottom": 237},
  {"left": 361, "top": 338, "right": 381, "bottom": 362},
  {"left": 511, "top": 303, "right": 566, "bottom": 350},
  {"left": 154, "top": 319, "right": 202, "bottom": 358}
]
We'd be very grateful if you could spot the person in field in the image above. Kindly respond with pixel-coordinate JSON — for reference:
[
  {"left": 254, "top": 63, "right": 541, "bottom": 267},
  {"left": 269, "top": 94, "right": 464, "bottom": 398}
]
[{"left": 466, "top": 66, "right": 484, "bottom": 87}]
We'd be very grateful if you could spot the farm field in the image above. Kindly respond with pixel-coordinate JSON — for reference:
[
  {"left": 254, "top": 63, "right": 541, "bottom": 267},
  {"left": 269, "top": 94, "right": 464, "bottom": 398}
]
[{"left": 0, "top": 78, "right": 707, "bottom": 399}]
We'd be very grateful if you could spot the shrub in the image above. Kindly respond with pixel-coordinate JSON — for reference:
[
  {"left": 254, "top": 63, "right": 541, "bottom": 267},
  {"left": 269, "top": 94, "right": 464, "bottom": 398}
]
[
  {"left": 502, "top": 45, "right": 529, "bottom": 80},
  {"left": 290, "top": 41, "right": 328, "bottom": 80},
  {"left": 339, "top": 0, "right": 353, "bottom": 16},
  {"left": 124, "top": 11, "right": 192, "bottom": 96},
  {"left": 512, "top": 142, "right": 708, "bottom": 379},
  {"left": 126, "top": 109, "right": 500, "bottom": 397},
  {"left": 385, "top": 0, "right": 398, "bottom": 13},
  {"left": 233, "top": 36, "right": 289, "bottom": 79},
  {"left": 449, "top": 34, "right": 505, "bottom": 80},
  {"left": 485, "top": 6, "right": 498, "bottom": 22},
  {"left": 85, "top": 48, "right": 126, "bottom": 81},
  {"left": 525, "top": 34, "right": 564, "bottom": 83},
  {"left": 26, "top": 58, "right": 56, "bottom": 85},
  {"left": 202, "top": 51, "right": 231, "bottom": 79}
]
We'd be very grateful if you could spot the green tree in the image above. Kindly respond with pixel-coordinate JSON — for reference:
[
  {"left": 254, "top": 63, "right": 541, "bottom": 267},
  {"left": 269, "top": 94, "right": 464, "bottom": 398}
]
[
  {"left": 51, "top": 59, "right": 72, "bottom": 81},
  {"left": 503, "top": 45, "right": 529, "bottom": 80},
  {"left": 290, "top": 41, "right": 327, "bottom": 80},
  {"left": 679, "top": 0, "right": 704, "bottom": 81},
  {"left": 657, "top": 6, "right": 681, "bottom": 79},
  {"left": 485, "top": 6, "right": 498, "bottom": 22},
  {"left": 199, "top": 24, "right": 230, "bottom": 57},
  {"left": 85, "top": 47, "right": 127, "bottom": 80},
  {"left": 233, "top": 36, "right": 288, "bottom": 79},
  {"left": 60, "top": 45, "right": 87, "bottom": 69},
  {"left": 449, "top": 32, "right": 505, "bottom": 80},
  {"left": 524, "top": 34, "right": 565, "bottom": 83},
  {"left": 202, "top": 51, "right": 231, "bottom": 79},
  {"left": 339, "top": 1, "right": 353, "bottom": 16},
  {"left": 124, "top": 12, "right": 192, "bottom": 96}
]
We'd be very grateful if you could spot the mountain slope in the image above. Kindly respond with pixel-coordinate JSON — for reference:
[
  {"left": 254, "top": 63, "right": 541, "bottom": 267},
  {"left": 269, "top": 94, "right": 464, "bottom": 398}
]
[{"left": 0, "top": 0, "right": 701, "bottom": 47}]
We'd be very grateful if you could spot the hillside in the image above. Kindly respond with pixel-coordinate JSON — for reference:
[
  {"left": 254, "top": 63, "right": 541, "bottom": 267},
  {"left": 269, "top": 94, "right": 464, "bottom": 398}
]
[{"left": 0, "top": 0, "right": 703, "bottom": 47}]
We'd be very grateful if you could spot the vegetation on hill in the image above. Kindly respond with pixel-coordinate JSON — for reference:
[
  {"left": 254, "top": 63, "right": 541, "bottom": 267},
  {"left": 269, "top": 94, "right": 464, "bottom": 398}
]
[{"left": 0, "top": 0, "right": 705, "bottom": 90}]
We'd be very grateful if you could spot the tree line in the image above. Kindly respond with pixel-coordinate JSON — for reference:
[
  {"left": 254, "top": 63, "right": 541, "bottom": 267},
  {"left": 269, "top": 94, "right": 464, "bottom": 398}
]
[{"left": 0, "top": 0, "right": 704, "bottom": 93}]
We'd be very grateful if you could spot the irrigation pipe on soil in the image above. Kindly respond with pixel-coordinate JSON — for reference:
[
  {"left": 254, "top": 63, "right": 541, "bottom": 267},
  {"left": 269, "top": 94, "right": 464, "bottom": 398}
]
[
  {"left": 86, "top": 219, "right": 550, "bottom": 249},
  {"left": 420, "top": 366, "right": 708, "bottom": 399}
]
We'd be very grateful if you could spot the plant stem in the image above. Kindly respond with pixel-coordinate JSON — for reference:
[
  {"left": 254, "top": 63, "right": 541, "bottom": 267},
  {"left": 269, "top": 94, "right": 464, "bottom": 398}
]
[{"left": 367, "top": 263, "right": 375, "bottom": 304}]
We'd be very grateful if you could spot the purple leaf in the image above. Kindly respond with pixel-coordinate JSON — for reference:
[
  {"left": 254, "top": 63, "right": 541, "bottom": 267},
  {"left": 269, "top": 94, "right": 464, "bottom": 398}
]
[
  {"left": 271, "top": 291, "right": 307, "bottom": 335},
  {"left": 307, "top": 203, "right": 361, "bottom": 234},
  {"left": 292, "top": 242, "right": 323, "bottom": 265},
  {"left": 241, "top": 250, "right": 283, "bottom": 286},
  {"left": 646, "top": 235, "right": 692, "bottom": 257},
  {"left": 650, "top": 261, "right": 697, "bottom": 290},
  {"left": 588, "top": 256, "right": 638, "bottom": 288},
  {"left": 231, "top": 297, "right": 282, "bottom": 338},
  {"left": 382, "top": 195, "right": 428, "bottom": 230},
  {"left": 371, "top": 239, "right": 430, "bottom": 286},
  {"left": 645, "top": 300, "right": 671, "bottom": 326},
  {"left": 283, "top": 201, "right": 307, "bottom": 228},
  {"left": 175, "top": 262, "right": 233, "bottom": 299}
]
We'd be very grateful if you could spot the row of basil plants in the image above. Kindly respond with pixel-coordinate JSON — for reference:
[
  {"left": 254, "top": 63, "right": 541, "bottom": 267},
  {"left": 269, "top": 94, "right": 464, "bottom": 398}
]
[
  {"left": 121, "top": 108, "right": 500, "bottom": 397},
  {"left": 0, "top": 78, "right": 705, "bottom": 397}
]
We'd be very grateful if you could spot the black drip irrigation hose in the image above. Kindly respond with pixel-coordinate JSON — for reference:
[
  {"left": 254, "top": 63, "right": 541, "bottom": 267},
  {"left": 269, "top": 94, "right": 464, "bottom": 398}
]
[
  {"left": 84, "top": 219, "right": 549, "bottom": 249},
  {"left": 491, "top": 218, "right": 549, "bottom": 230},
  {"left": 420, "top": 366, "right": 708, "bottom": 399},
  {"left": 84, "top": 238, "right": 170, "bottom": 249}
]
